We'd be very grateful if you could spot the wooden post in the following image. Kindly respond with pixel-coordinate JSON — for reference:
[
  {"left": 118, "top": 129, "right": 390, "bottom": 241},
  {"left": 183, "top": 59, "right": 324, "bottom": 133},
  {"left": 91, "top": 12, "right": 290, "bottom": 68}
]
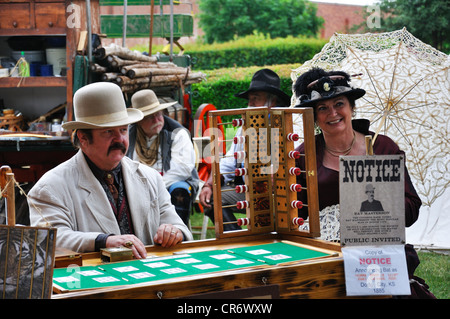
[
  {"left": 149, "top": 0, "right": 155, "bottom": 54},
  {"left": 365, "top": 135, "right": 374, "bottom": 155},
  {"left": 0, "top": 165, "right": 15, "bottom": 225},
  {"left": 5, "top": 173, "right": 15, "bottom": 226}
]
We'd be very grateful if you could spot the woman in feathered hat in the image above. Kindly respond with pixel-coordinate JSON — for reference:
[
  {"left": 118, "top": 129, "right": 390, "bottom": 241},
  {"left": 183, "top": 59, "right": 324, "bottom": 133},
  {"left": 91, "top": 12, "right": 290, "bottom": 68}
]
[
  {"left": 292, "top": 68, "right": 438, "bottom": 298},
  {"left": 292, "top": 67, "right": 437, "bottom": 299},
  {"left": 293, "top": 67, "right": 421, "bottom": 228}
]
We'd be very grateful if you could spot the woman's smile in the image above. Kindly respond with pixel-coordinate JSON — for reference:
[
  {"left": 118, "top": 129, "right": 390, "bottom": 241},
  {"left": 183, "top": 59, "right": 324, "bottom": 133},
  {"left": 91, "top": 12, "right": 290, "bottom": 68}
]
[{"left": 327, "top": 118, "right": 343, "bottom": 125}]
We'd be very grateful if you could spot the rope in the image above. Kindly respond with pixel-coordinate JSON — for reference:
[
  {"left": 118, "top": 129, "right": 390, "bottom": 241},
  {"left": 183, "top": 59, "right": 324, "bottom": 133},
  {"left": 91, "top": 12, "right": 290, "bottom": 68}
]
[
  {"left": 9, "top": 57, "right": 27, "bottom": 87},
  {"left": 1, "top": 175, "right": 53, "bottom": 227}
]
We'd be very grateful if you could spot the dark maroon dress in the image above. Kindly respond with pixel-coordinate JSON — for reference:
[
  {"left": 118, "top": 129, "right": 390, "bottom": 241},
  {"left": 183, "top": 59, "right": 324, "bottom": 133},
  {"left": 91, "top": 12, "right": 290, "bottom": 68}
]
[{"left": 295, "top": 119, "right": 422, "bottom": 227}]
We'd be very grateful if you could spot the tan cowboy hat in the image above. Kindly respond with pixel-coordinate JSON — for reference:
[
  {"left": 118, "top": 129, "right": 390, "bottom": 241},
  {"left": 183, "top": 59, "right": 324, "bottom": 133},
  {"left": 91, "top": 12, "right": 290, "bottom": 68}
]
[
  {"left": 131, "top": 89, "right": 177, "bottom": 117},
  {"left": 62, "top": 82, "right": 143, "bottom": 130}
]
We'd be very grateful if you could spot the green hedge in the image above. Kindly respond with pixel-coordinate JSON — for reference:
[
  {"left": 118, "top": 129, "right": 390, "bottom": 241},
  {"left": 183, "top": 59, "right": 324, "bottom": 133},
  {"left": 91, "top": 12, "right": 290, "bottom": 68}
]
[
  {"left": 132, "top": 35, "right": 326, "bottom": 70},
  {"left": 130, "top": 36, "right": 326, "bottom": 120},
  {"left": 189, "top": 36, "right": 326, "bottom": 70},
  {"left": 191, "top": 64, "right": 300, "bottom": 122}
]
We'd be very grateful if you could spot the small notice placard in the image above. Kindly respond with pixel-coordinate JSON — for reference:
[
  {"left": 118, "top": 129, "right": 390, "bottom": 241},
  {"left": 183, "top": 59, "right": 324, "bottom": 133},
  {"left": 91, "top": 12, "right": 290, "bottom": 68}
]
[
  {"left": 339, "top": 155, "right": 405, "bottom": 246},
  {"left": 342, "top": 245, "right": 411, "bottom": 296},
  {"left": 339, "top": 154, "right": 411, "bottom": 296}
]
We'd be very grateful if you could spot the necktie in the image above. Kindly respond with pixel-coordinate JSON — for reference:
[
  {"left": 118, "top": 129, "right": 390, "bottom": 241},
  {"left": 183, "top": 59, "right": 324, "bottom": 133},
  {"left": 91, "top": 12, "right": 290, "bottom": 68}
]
[{"left": 104, "top": 172, "right": 119, "bottom": 203}]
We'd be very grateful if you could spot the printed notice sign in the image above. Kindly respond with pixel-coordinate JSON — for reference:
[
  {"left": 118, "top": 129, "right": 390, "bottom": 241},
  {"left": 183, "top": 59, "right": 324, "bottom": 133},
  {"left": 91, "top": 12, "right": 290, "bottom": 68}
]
[
  {"left": 339, "top": 155, "right": 405, "bottom": 246},
  {"left": 342, "top": 245, "right": 411, "bottom": 296}
]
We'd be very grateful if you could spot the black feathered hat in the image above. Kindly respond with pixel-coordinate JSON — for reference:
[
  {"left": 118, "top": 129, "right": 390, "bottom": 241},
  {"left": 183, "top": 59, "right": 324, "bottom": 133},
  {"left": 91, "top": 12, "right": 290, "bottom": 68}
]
[
  {"left": 235, "top": 69, "right": 291, "bottom": 106},
  {"left": 293, "top": 67, "right": 365, "bottom": 108}
]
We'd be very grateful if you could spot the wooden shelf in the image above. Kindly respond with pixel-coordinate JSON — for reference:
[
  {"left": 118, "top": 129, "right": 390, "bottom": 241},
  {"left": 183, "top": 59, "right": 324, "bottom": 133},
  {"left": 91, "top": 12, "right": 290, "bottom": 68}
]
[
  {"left": 0, "top": 29, "right": 66, "bottom": 37},
  {"left": 0, "top": 76, "right": 67, "bottom": 88}
]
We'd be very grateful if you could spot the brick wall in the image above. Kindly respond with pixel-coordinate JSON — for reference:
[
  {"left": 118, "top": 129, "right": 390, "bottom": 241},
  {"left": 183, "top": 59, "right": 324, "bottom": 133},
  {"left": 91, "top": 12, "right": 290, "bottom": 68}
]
[
  {"left": 315, "top": 2, "right": 366, "bottom": 39},
  {"left": 100, "top": 1, "right": 367, "bottom": 47}
]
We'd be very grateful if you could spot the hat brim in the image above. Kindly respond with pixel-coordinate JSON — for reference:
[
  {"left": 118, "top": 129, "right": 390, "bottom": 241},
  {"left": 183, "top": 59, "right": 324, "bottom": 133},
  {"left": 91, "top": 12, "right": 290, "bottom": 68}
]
[
  {"left": 235, "top": 86, "right": 291, "bottom": 106},
  {"left": 140, "top": 101, "right": 177, "bottom": 117},
  {"left": 62, "top": 108, "right": 144, "bottom": 130},
  {"left": 297, "top": 88, "right": 366, "bottom": 108}
]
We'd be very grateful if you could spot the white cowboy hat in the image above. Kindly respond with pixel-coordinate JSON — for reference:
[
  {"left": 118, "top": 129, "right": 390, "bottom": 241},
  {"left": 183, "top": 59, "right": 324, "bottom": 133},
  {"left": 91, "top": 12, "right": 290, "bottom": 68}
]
[
  {"left": 62, "top": 82, "right": 143, "bottom": 130},
  {"left": 131, "top": 89, "right": 177, "bottom": 117}
]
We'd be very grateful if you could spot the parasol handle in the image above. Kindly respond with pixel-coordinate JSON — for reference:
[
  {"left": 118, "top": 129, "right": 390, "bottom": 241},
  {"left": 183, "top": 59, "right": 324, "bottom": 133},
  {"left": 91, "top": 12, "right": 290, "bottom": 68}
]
[
  {"left": 365, "top": 135, "right": 374, "bottom": 156},
  {"left": 0, "top": 165, "right": 15, "bottom": 225}
]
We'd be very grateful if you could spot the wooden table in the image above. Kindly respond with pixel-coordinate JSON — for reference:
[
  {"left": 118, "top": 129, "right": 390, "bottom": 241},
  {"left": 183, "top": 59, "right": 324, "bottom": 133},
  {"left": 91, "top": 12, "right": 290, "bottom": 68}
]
[{"left": 52, "top": 233, "right": 349, "bottom": 299}]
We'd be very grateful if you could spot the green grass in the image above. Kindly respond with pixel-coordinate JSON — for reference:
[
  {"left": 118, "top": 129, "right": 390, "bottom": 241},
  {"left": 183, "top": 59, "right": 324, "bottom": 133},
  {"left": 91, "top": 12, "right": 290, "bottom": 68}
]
[
  {"left": 189, "top": 208, "right": 245, "bottom": 240},
  {"left": 415, "top": 251, "right": 450, "bottom": 299},
  {"left": 189, "top": 212, "right": 449, "bottom": 299}
]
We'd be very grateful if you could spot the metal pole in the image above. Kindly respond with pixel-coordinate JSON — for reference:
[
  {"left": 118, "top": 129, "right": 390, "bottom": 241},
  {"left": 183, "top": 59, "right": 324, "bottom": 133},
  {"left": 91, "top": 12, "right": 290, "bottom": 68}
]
[
  {"left": 86, "top": 0, "right": 92, "bottom": 63},
  {"left": 122, "top": 0, "right": 128, "bottom": 47},
  {"left": 170, "top": 0, "right": 174, "bottom": 61}
]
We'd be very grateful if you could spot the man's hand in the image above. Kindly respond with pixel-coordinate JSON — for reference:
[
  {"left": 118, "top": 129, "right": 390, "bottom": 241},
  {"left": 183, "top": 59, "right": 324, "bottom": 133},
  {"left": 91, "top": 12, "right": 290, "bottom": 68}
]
[
  {"left": 199, "top": 186, "right": 212, "bottom": 208},
  {"left": 106, "top": 234, "right": 147, "bottom": 259},
  {"left": 153, "top": 224, "right": 183, "bottom": 248}
]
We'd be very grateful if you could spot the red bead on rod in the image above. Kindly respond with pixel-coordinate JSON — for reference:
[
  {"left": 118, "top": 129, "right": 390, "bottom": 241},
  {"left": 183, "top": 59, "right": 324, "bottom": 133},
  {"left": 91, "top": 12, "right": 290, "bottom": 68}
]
[
  {"left": 289, "top": 167, "right": 301, "bottom": 176},
  {"left": 232, "top": 118, "right": 244, "bottom": 127},
  {"left": 289, "top": 184, "right": 303, "bottom": 192},
  {"left": 234, "top": 151, "right": 246, "bottom": 160},
  {"left": 286, "top": 133, "right": 299, "bottom": 141},
  {"left": 288, "top": 151, "right": 301, "bottom": 159},
  {"left": 237, "top": 217, "right": 250, "bottom": 226},
  {"left": 236, "top": 200, "right": 249, "bottom": 210},
  {"left": 235, "top": 185, "right": 248, "bottom": 193},
  {"left": 233, "top": 136, "right": 245, "bottom": 144},
  {"left": 235, "top": 168, "right": 247, "bottom": 176},
  {"left": 292, "top": 217, "right": 304, "bottom": 226},
  {"left": 290, "top": 200, "right": 303, "bottom": 209}
]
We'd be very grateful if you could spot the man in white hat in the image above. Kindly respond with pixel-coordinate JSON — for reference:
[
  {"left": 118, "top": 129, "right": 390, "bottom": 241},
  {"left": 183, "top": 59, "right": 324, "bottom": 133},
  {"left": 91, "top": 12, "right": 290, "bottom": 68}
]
[
  {"left": 127, "top": 89, "right": 199, "bottom": 226},
  {"left": 28, "top": 82, "right": 192, "bottom": 259}
]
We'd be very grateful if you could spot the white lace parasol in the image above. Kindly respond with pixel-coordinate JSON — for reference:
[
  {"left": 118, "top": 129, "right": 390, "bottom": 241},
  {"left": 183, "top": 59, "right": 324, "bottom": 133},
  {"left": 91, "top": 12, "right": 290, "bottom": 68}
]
[
  {"left": 291, "top": 28, "right": 450, "bottom": 207},
  {"left": 299, "top": 205, "right": 341, "bottom": 242}
]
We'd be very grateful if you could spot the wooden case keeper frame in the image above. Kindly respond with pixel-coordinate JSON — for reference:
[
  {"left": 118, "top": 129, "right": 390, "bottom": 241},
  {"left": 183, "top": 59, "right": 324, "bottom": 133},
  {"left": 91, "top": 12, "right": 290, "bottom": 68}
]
[
  {"left": 1, "top": 166, "right": 57, "bottom": 299},
  {"left": 209, "top": 107, "right": 320, "bottom": 239}
]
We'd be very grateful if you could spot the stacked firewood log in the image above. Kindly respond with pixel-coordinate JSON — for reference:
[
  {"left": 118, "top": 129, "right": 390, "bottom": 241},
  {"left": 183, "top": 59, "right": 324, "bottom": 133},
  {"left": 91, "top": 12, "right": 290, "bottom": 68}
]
[{"left": 90, "top": 43, "right": 205, "bottom": 93}]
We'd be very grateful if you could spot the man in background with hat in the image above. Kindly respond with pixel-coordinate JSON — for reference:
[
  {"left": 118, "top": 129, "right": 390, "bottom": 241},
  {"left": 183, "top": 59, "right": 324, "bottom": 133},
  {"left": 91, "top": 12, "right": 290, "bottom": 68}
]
[
  {"left": 127, "top": 89, "right": 199, "bottom": 226},
  {"left": 28, "top": 82, "right": 192, "bottom": 259},
  {"left": 199, "top": 68, "right": 291, "bottom": 230}
]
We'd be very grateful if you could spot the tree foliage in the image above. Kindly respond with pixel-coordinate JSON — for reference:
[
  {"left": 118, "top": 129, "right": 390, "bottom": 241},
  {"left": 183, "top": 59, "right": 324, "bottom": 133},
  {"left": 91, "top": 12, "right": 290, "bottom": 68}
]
[
  {"left": 360, "top": 0, "right": 450, "bottom": 52},
  {"left": 197, "top": 0, "right": 323, "bottom": 43}
]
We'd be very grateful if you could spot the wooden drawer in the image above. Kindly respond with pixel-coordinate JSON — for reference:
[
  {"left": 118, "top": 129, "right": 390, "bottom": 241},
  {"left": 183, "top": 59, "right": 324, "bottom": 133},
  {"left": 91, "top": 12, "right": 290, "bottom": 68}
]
[
  {"left": 0, "top": 3, "right": 31, "bottom": 31},
  {"left": 35, "top": 2, "right": 66, "bottom": 30}
]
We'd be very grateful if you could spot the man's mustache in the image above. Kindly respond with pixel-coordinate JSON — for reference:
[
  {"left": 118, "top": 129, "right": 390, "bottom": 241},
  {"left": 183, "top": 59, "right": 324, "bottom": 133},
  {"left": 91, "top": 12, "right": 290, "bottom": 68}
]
[
  {"left": 151, "top": 123, "right": 163, "bottom": 130},
  {"left": 107, "top": 142, "right": 127, "bottom": 155}
]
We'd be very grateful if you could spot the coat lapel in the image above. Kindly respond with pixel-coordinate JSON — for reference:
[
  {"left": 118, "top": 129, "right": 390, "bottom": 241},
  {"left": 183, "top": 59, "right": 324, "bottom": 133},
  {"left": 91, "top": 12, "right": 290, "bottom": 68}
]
[
  {"left": 121, "top": 158, "right": 154, "bottom": 240},
  {"left": 75, "top": 151, "right": 121, "bottom": 234}
]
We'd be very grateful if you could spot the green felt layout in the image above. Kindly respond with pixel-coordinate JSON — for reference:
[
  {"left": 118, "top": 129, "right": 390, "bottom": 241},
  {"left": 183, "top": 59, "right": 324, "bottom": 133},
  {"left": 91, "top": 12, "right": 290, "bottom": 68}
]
[
  {"left": 53, "top": 242, "right": 330, "bottom": 292},
  {"left": 227, "top": 242, "right": 329, "bottom": 265}
]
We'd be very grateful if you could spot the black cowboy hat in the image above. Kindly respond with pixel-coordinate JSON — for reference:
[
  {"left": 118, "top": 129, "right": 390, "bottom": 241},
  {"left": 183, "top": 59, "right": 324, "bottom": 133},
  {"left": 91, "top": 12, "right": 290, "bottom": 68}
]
[
  {"left": 235, "top": 69, "right": 291, "bottom": 106},
  {"left": 293, "top": 67, "right": 365, "bottom": 108}
]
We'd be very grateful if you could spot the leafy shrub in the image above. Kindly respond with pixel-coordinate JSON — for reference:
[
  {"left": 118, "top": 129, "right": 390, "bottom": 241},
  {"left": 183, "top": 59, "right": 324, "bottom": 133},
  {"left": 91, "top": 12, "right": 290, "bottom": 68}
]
[
  {"left": 191, "top": 64, "right": 300, "bottom": 122},
  {"left": 132, "top": 34, "right": 326, "bottom": 70},
  {"left": 189, "top": 35, "right": 326, "bottom": 70}
]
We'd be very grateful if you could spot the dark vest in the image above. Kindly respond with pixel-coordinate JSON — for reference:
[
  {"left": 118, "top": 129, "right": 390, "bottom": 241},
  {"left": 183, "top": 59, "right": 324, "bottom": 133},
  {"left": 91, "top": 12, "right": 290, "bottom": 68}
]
[{"left": 127, "top": 115, "right": 199, "bottom": 196}]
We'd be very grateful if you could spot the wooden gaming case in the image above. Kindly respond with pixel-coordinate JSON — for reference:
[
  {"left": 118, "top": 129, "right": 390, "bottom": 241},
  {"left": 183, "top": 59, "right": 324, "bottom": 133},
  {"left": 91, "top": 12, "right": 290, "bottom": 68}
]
[{"left": 208, "top": 107, "right": 320, "bottom": 238}]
